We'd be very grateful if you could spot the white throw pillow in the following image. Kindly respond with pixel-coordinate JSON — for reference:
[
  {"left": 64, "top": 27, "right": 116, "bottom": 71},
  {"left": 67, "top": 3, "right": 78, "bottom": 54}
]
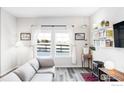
[
  {"left": 29, "top": 58, "right": 39, "bottom": 72},
  {"left": 14, "top": 63, "right": 36, "bottom": 81}
]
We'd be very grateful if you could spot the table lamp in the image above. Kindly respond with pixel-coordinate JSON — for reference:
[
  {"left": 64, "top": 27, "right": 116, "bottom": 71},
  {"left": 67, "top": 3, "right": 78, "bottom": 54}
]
[{"left": 104, "top": 61, "right": 114, "bottom": 70}]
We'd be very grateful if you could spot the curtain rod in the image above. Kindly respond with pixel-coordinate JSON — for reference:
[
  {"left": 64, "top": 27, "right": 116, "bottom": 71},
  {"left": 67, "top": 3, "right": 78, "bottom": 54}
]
[
  {"left": 31, "top": 25, "right": 75, "bottom": 27},
  {"left": 41, "top": 25, "right": 67, "bottom": 27}
]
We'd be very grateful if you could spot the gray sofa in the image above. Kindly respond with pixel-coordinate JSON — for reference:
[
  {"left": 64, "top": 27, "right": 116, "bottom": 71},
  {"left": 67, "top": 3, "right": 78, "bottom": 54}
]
[{"left": 0, "top": 58, "right": 55, "bottom": 81}]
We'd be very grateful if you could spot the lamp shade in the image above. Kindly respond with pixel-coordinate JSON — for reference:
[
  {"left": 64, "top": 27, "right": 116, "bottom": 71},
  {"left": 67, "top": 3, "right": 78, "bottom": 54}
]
[
  {"left": 16, "top": 41, "right": 24, "bottom": 47},
  {"left": 104, "top": 61, "right": 114, "bottom": 70}
]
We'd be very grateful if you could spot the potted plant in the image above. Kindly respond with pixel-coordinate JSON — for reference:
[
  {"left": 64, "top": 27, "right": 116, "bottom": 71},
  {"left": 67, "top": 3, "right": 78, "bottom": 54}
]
[{"left": 89, "top": 46, "right": 96, "bottom": 51}]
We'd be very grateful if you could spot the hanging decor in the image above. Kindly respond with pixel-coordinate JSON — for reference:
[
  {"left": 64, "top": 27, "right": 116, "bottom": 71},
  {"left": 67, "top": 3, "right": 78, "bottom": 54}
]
[
  {"left": 75, "top": 33, "right": 85, "bottom": 40},
  {"left": 20, "top": 33, "right": 31, "bottom": 41}
]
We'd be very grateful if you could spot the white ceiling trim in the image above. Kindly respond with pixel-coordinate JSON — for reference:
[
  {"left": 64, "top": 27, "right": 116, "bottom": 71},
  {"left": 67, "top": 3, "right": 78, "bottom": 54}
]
[{"left": 3, "top": 7, "right": 99, "bottom": 17}]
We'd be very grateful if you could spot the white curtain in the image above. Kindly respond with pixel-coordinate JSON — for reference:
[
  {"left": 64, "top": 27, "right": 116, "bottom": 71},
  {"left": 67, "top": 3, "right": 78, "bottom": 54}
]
[
  {"left": 69, "top": 25, "right": 77, "bottom": 64},
  {"left": 31, "top": 26, "right": 41, "bottom": 58}
]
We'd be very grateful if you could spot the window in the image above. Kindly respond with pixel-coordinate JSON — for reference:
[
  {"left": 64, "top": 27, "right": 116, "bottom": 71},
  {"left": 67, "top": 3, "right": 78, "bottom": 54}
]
[
  {"left": 55, "top": 33, "right": 71, "bottom": 57},
  {"left": 36, "top": 25, "right": 71, "bottom": 57},
  {"left": 37, "top": 32, "right": 51, "bottom": 57}
]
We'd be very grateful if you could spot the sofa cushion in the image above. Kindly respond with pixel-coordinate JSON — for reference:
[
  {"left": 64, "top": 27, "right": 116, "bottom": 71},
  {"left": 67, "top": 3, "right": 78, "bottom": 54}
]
[
  {"left": 0, "top": 72, "right": 21, "bottom": 81},
  {"left": 31, "top": 73, "right": 53, "bottom": 81},
  {"left": 37, "top": 66, "right": 55, "bottom": 74},
  {"left": 29, "top": 58, "right": 39, "bottom": 72},
  {"left": 14, "top": 63, "right": 36, "bottom": 81},
  {"left": 37, "top": 58, "right": 55, "bottom": 67}
]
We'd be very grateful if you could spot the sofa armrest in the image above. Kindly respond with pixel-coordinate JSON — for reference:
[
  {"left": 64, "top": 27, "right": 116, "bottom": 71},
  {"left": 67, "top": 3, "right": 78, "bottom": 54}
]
[{"left": 37, "top": 58, "right": 55, "bottom": 67}]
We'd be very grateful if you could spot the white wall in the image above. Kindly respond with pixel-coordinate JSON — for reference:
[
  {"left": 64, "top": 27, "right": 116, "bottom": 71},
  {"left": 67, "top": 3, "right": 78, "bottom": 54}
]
[
  {"left": 91, "top": 7, "right": 124, "bottom": 72},
  {"left": 17, "top": 17, "right": 90, "bottom": 67},
  {"left": 91, "top": 7, "right": 124, "bottom": 25},
  {"left": 0, "top": 8, "right": 17, "bottom": 76},
  {"left": 0, "top": 8, "right": 1, "bottom": 75}
]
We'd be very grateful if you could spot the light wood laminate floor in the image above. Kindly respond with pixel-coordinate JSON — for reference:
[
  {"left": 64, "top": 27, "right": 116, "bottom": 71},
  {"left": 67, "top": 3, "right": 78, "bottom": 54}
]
[{"left": 54, "top": 67, "right": 91, "bottom": 81}]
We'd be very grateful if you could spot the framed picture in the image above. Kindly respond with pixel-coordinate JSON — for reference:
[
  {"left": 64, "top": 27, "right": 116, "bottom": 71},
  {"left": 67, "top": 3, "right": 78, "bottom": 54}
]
[
  {"left": 20, "top": 33, "right": 31, "bottom": 40},
  {"left": 75, "top": 33, "right": 85, "bottom": 40}
]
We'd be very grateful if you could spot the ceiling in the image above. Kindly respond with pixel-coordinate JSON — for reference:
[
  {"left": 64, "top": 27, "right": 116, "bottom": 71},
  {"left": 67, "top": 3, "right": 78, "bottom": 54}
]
[{"left": 3, "top": 7, "right": 99, "bottom": 17}]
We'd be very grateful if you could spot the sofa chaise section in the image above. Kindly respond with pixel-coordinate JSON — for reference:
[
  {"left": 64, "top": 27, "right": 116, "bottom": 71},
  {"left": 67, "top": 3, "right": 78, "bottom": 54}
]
[{"left": 31, "top": 73, "right": 53, "bottom": 81}]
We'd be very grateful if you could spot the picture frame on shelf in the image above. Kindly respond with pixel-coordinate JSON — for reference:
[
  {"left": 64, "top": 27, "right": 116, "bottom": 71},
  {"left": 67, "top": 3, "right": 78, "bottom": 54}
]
[
  {"left": 20, "top": 33, "right": 31, "bottom": 41},
  {"left": 75, "top": 33, "right": 85, "bottom": 40}
]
